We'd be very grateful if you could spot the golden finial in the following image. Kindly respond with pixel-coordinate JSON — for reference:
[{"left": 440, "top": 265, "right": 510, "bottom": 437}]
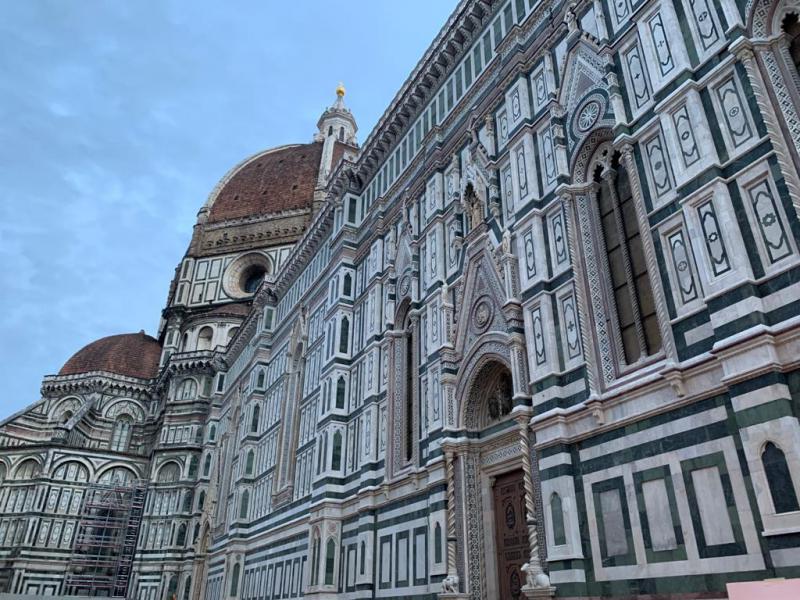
[{"left": 336, "top": 82, "right": 346, "bottom": 98}]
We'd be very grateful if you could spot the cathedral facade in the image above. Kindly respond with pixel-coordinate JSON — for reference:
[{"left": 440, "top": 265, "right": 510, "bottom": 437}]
[{"left": 3, "top": 0, "right": 800, "bottom": 598}]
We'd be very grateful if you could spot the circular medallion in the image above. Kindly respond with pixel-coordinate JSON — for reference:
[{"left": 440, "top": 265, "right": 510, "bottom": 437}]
[
  {"left": 472, "top": 297, "right": 494, "bottom": 332},
  {"left": 399, "top": 274, "right": 411, "bottom": 297},
  {"left": 577, "top": 100, "right": 601, "bottom": 132}
]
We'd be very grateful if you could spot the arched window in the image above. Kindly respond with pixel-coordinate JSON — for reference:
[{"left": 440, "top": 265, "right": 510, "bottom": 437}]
[
  {"left": 339, "top": 316, "right": 350, "bottom": 354},
  {"left": 176, "top": 523, "right": 187, "bottom": 546},
  {"left": 328, "top": 125, "right": 333, "bottom": 137},
  {"left": 250, "top": 405, "right": 260, "bottom": 433},
  {"left": 157, "top": 462, "right": 180, "bottom": 483},
  {"left": 434, "top": 523, "right": 443, "bottom": 563},
  {"left": 183, "top": 576, "right": 192, "bottom": 600},
  {"left": 229, "top": 562, "right": 240, "bottom": 596},
  {"left": 343, "top": 273, "right": 352, "bottom": 296},
  {"left": 99, "top": 466, "right": 134, "bottom": 485},
  {"left": 188, "top": 456, "right": 199, "bottom": 478},
  {"left": 310, "top": 530, "right": 321, "bottom": 585},
  {"left": 317, "top": 435, "right": 325, "bottom": 475},
  {"left": 198, "top": 490, "right": 206, "bottom": 511},
  {"left": 0, "top": 463, "right": 6, "bottom": 483},
  {"left": 336, "top": 377, "right": 346, "bottom": 409},
  {"left": 194, "top": 427, "right": 204, "bottom": 444},
  {"left": 331, "top": 431, "right": 342, "bottom": 471},
  {"left": 110, "top": 416, "right": 133, "bottom": 452},
  {"left": 239, "top": 490, "right": 249, "bottom": 520},
  {"left": 763, "top": 442, "right": 800, "bottom": 514},
  {"left": 60, "top": 410, "right": 73, "bottom": 425},
  {"left": 197, "top": 326, "right": 213, "bottom": 351},
  {"left": 209, "top": 425, "right": 217, "bottom": 441},
  {"left": 178, "top": 378, "right": 198, "bottom": 400},
  {"left": 784, "top": 13, "right": 800, "bottom": 74},
  {"left": 166, "top": 575, "right": 179, "bottom": 600},
  {"left": 182, "top": 490, "right": 193, "bottom": 512},
  {"left": 338, "top": 126, "right": 344, "bottom": 141},
  {"left": 360, "top": 540, "right": 366, "bottom": 574},
  {"left": 242, "top": 265, "right": 266, "bottom": 294},
  {"left": 595, "top": 157, "right": 661, "bottom": 365},
  {"left": 256, "top": 369, "right": 265, "bottom": 389},
  {"left": 404, "top": 311, "right": 415, "bottom": 462},
  {"left": 245, "top": 450, "right": 255, "bottom": 475},
  {"left": 324, "top": 538, "right": 336, "bottom": 585},
  {"left": 550, "top": 492, "right": 567, "bottom": 546},
  {"left": 14, "top": 458, "right": 41, "bottom": 480},
  {"left": 227, "top": 327, "right": 239, "bottom": 342},
  {"left": 193, "top": 523, "right": 200, "bottom": 543},
  {"left": 53, "top": 461, "right": 89, "bottom": 482},
  {"left": 203, "top": 454, "right": 212, "bottom": 477}
]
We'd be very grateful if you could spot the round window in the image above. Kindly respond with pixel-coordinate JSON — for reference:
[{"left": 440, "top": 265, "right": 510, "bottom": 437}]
[
  {"left": 242, "top": 266, "right": 266, "bottom": 294},
  {"left": 222, "top": 253, "right": 271, "bottom": 299}
]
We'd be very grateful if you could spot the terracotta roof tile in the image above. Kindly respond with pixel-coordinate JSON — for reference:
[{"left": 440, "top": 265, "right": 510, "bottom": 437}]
[
  {"left": 59, "top": 332, "right": 162, "bottom": 379},
  {"left": 208, "top": 142, "right": 322, "bottom": 223}
]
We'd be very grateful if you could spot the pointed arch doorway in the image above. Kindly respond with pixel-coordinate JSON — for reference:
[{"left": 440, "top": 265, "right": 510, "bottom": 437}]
[{"left": 447, "top": 353, "right": 539, "bottom": 600}]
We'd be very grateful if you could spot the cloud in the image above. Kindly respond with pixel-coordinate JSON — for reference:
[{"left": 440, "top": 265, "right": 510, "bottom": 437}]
[{"left": 0, "top": 0, "right": 456, "bottom": 416}]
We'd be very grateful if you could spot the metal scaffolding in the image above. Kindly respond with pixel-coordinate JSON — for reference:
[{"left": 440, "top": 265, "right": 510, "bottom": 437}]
[{"left": 65, "top": 479, "right": 148, "bottom": 597}]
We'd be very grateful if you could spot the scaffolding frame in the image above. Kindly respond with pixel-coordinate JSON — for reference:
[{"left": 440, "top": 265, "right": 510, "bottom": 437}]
[{"left": 65, "top": 479, "right": 148, "bottom": 598}]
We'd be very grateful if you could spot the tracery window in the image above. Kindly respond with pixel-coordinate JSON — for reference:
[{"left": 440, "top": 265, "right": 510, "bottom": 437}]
[
  {"left": 594, "top": 155, "right": 661, "bottom": 365},
  {"left": 250, "top": 405, "right": 260, "bottom": 433},
  {"left": 203, "top": 454, "right": 212, "bottom": 477},
  {"left": 239, "top": 490, "right": 249, "bottom": 520},
  {"left": 763, "top": 442, "right": 800, "bottom": 513},
  {"left": 198, "top": 490, "right": 206, "bottom": 511},
  {"left": 110, "top": 416, "right": 133, "bottom": 452}
]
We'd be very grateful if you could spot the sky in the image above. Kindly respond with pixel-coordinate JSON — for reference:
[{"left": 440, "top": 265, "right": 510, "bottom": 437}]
[{"left": 0, "top": 0, "right": 457, "bottom": 417}]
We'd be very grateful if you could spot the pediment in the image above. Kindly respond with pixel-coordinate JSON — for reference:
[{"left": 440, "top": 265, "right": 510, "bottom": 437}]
[{"left": 454, "top": 246, "right": 509, "bottom": 356}]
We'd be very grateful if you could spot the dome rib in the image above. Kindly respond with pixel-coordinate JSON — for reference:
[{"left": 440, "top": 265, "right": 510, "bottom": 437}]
[{"left": 58, "top": 332, "right": 162, "bottom": 380}]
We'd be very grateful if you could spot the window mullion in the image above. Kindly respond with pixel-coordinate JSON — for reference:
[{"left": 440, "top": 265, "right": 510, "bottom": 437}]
[{"left": 603, "top": 169, "right": 648, "bottom": 363}]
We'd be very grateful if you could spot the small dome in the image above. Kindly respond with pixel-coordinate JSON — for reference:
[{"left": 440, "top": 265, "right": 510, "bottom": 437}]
[
  {"left": 59, "top": 332, "right": 162, "bottom": 379},
  {"left": 206, "top": 142, "right": 323, "bottom": 223}
]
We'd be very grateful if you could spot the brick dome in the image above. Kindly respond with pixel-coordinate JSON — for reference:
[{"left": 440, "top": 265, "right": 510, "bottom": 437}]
[
  {"left": 59, "top": 332, "right": 162, "bottom": 379},
  {"left": 206, "top": 142, "right": 323, "bottom": 223}
]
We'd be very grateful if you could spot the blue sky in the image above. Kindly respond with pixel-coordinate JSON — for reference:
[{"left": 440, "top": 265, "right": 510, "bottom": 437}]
[{"left": 0, "top": 1, "right": 456, "bottom": 417}]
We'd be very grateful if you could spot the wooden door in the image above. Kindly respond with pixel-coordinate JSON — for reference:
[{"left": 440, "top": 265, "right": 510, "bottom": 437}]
[{"left": 492, "top": 470, "right": 529, "bottom": 600}]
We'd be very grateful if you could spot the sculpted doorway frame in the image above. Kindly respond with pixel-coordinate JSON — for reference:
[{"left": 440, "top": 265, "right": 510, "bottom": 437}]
[{"left": 443, "top": 343, "right": 551, "bottom": 600}]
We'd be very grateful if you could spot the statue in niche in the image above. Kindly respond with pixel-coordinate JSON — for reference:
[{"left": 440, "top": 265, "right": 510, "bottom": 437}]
[
  {"left": 487, "top": 372, "right": 513, "bottom": 421},
  {"left": 464, "top": 183, "right": 484, "bottom": 230}
]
